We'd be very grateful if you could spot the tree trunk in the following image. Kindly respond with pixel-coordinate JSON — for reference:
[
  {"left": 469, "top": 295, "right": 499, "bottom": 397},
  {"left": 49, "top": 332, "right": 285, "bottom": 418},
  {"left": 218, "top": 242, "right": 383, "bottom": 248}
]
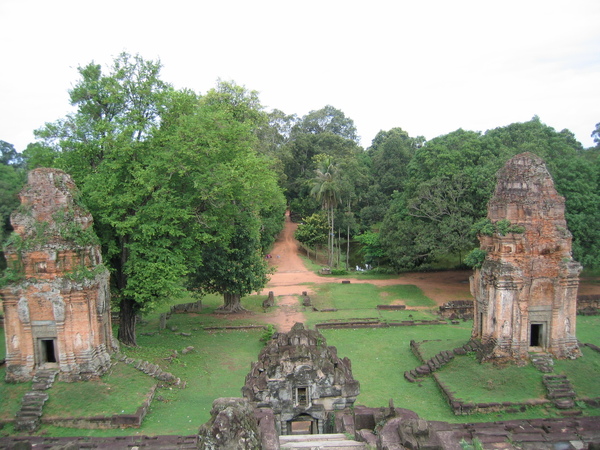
[
  {"left": 118, "top": 296, "right": 138, "bottom": 346},
  {"left": 217, "top": 292, "right": 247, "bottom": 313},
  {"left": 116, "top": 235, "right": 137, "bottom": 346},
  {"left": 329, "top": 205, "right": 335, "bottom": 267},
  {"left": 346, "top": 197, "right": 351, "bottom": 271},
  {"left": 347, "top": 223, "right": 350, "bottom": 271}
]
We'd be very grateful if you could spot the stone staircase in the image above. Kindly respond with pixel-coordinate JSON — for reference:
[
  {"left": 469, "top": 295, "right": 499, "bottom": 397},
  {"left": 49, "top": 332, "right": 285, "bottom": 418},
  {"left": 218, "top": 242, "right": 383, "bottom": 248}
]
[
  {"left": 530, "top": 353, "right": 554, "bottom": 373},
  {"left": 542, "top": 374, "right": 580, "bottom": 413},
  {"left": 14, "top": 369, "right": 58, "bottom": 432},
  {"left": 279, "top": 433, "right": 367, "bottom": 449}
]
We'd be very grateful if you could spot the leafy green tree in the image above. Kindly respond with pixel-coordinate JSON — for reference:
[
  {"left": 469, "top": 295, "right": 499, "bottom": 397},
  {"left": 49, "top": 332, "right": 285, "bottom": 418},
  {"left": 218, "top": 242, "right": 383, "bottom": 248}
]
[
  {"left": 188, "top": 212, "right": 271, "bottom": 313},
  {"left": 21, "top": 142, "right": 58, "bottom": 169},
  {"left": 369, "top": 128, "right": 423, "bottom": 196},
  {"left": 407, "top": 174, "right": 476, "bottom": 262},
  {"left": 354, "top": 230, "right": 386, "bottom": 268},
  {"left": 35, "top": 53, "right": 179, "bottom": 345},
  {"left": 291, "top": 105, "right": 358, "bottom": 142},
  {"left": 591, "top": 122, "right": 600, "bottom": 147},
  {"left": 310, "top": 156, "right": 340, "bottom": 266},
  {"left": 295, "top": 212, "right": 329, "bottom": 258},
  {"left": 0, "top": 141, "right": 27, "bottom": 270},
  {"left": 164, "top": 83, "right": 285, "bottom": 313},
  {"left": 281, "top": 107, "right": 361, "bottom": 204},
  {"left": 359, "top": 128, "right": 423, "bottom": 227},
  {"left": 381, "top": 117, "right": 599, "bottom": 270},
  {"left": 0, "top": 140, "right": 23, "bottom": 166},
  {"left": 34, "top": 54, "right": 284, "bottom": 344}
]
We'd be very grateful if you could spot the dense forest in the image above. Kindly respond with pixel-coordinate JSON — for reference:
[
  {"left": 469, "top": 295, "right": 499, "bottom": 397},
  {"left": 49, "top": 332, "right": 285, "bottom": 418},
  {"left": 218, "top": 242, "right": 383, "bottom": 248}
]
[{"left": 1, "top": 53, "right": 600, "bottom": 344}]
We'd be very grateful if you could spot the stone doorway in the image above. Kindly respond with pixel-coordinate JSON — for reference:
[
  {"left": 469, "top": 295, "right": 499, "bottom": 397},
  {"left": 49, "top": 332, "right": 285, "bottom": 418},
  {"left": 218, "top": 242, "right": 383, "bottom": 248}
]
[
  {"left": 529, "top": 323, "right": 546, "bottom": 350},
  {"left": 288, "top": 414, "right": 315, "bottom": 435},
  {"left": 38, "top": 338, "right": 58, "bottom": 366}
]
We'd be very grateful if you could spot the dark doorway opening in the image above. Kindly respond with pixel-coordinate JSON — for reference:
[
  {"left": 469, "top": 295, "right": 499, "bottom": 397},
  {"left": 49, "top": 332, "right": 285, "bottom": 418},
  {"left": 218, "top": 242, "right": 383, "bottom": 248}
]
[
  {"left": 41, "top": 339, "right": 57, "bottom": 363},
  {"left": 530, "top": 324, "right": 543, "bottom": 347}
]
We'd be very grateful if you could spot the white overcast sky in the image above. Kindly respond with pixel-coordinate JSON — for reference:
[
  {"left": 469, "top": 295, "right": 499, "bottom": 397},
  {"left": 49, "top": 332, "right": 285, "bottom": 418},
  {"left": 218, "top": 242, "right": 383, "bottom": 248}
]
[{"left": 1, "top": 0, "right": 599, "bottom": 152}]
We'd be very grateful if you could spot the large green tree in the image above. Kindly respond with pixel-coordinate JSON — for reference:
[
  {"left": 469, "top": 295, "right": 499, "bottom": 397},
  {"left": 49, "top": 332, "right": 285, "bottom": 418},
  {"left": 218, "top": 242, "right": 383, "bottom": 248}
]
[
  {"left": 359, "top": 128, "right": 423, "bottom": 227},
  {"left": 34, "top": 54, "right": 285, "bottom": 345},
  {"left": 380, "top": 117, "right": 600, "bottom": 270},
  {"left": 0, "top": 141, "right": 27, "bottom": 270},
  {"left": 310, "top": 156, "right": 340, "bottom": 266},
  {"left": 181, "top": 83, "right": 286, "bottom": 312},
  {"left": 35, "top": 53, "right": 181, "bottom": 345}
]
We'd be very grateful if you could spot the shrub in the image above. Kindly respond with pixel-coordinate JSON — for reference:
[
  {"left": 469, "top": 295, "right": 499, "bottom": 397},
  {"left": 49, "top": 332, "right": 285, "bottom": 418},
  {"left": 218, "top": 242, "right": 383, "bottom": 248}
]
[
  {"left": 464, "top": 249, "right": 487, "bottom": 269},
  {"left": 260, "top": 324, "right": 276, "bottom": 344},
  {"left": 330, "top": 269, "right": 348, "bottom": 276}
]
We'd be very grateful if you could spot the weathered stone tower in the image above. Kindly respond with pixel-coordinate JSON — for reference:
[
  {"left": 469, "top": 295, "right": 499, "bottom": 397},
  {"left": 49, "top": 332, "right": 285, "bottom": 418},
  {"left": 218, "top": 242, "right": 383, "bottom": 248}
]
[
  {"left": 1, "top": 168, "right": 115, "bottom": 382},
  {"left": 470, "top": 153, "right": 581, "bottom": 361},
  {"left": 242, "top": 323, "right": 360, "bottom": 436}
]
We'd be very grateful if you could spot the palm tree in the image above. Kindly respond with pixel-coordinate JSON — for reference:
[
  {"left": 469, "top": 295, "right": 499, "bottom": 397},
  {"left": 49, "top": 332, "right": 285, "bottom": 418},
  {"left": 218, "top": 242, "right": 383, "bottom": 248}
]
[{"left": 310, "top": 157, "right": 339, "bottom": 267}]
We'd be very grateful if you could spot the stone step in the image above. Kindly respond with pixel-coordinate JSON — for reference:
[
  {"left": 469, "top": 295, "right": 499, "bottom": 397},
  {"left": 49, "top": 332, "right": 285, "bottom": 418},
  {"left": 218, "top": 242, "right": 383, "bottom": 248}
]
[
  {"left": 280, "top": 434, "right": 367, "bottom": 449},
  {"left": 24, "top": 391, "right": 49, "bottom": 400},
  {"left": 19, "top": 406, "right": 43, "bottom": 414},
  {"left": 559, "top": 409, "right": 583, "bottom": 417},
  {"left": 280, "top": 441, "right": 367, "bottom": 449},
  {"left": 548, "top": 391, "right": 576, "bottom": 399},
  {"left": 17, "top": 414, "right": 42, "bottom": 421},
  {"left": 280, "top": 434, "right": 350, "bottom": 443}
]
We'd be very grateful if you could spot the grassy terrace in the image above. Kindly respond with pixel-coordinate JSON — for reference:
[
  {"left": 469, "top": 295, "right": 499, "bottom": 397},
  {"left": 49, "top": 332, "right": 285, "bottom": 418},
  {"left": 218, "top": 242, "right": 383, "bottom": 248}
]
[{"left": 0, "top": 285, "right": 599, "bottom": 438}]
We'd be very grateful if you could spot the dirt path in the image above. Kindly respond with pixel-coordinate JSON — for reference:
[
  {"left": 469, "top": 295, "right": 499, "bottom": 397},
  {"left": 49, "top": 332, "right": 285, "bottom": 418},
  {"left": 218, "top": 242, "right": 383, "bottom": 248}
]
[
  {"left": 256, "top": 211, "right": 600, "bottom": 332},
  {"left": 258, "top": 212, "right": 473, "bottom": 332}
]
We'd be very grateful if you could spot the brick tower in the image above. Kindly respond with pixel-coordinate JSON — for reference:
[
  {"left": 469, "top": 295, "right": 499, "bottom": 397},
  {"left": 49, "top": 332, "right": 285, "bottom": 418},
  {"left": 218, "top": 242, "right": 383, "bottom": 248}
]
[
  {"left": 1, "top": 168, "right": 115, "bottom": 382},
  {"left": 470, "top": 153, "right": 581, "bottom": 361}
]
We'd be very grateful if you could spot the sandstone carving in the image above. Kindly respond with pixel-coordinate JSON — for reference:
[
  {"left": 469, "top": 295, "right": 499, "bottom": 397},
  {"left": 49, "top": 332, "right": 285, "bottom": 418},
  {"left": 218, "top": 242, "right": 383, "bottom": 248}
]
[
  {"left": 242, "top": 322, "right": 360, "bottom": 436},
  {"left": 470, "top": 153, "right": 581, "bottom": 361},
  {"left": 197, "top": 397, "right": 262, "bottom": 450},
  {"left": 1, "top": 168, "right": 116, "bottom": 382}
]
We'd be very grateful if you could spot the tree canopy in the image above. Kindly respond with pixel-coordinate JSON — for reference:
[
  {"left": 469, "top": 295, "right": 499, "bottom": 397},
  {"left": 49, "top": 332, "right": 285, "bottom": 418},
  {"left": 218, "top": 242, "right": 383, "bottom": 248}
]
[
  {"left": 30, "top": 53, "right": 285, "bottom": 345},
  {"left": 2, "top": 53, "right": 599, "bottom": 340}
]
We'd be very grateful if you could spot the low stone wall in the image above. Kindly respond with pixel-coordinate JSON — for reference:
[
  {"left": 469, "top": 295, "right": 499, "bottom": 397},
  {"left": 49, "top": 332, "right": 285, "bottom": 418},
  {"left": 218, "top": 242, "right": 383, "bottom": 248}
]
[
  {"left": 203, "top": 325, "right": 267, "bottom": 331},
  {"left": 578, "top": 295, "right": 600, "bottom": 315},
  {"left": 170, "top": 300, "right": 202, "bottom": 314},
  {"left": 585, "top": 343, "right": 600, "bottom": 354},
  {"left": 316, "top": 319, "right": 448, "bottom": 330},
  {"left": 433, "top": 373, "right": 550, "bottom": 415},
  {"left": 407, "top": 339, "right": 553, "bottom": 415},
  {"left": 41, "top": 385, "right": 157, "bottom": 429},
  {"left": 115, "top": 353, "right": 183, "bottom": 386},
  {"left": 438, "top": 300, "right": 474, "bottom": 320},
  {"left": 377, "top": 304, "right": 406, "bottom": 310}
]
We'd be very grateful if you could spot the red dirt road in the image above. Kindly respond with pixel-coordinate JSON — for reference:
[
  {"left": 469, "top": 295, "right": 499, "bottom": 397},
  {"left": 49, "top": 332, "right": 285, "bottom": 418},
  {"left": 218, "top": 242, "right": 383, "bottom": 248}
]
[
  {"left": 256, "top": 212, "right": 600, "bottom": 332},
  {"left": 259, "top": 212, "right": 472, "bottom": 331}
]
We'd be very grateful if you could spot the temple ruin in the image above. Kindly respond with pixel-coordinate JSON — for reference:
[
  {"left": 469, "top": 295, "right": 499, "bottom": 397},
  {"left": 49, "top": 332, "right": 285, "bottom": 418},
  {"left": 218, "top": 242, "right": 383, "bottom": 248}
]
[
  {"left": 470, "top": 152, "right": 581, "bottom": 361},
  {"left": 242, "top": 322, "right": 360, "bottom": 436},
  {"left": 1, "top": 168, "right": 115, "bottom": 382}
]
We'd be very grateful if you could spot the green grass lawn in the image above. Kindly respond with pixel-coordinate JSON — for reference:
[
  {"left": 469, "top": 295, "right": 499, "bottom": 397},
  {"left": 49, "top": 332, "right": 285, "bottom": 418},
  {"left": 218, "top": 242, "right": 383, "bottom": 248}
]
[
  {"left": 574, "top": 315, "right": 600, "bottom": 344},
  {"left": 0, "top": 367, "right": 31, "bottom": 421},
  {"left": 44, "top": 363, "right": 156, "bottom": 417},
  {"left": 553, "top": 345, "right": 600, "bottom": 399},
  {"left": 436, "top": 355, "right": 547, "bottom": 403},
  {"left": 309, "top": 282, "right": 435, "bottom": 310},
  {"left": 1, "top": 283, "right": 599, "bottom": 437}
]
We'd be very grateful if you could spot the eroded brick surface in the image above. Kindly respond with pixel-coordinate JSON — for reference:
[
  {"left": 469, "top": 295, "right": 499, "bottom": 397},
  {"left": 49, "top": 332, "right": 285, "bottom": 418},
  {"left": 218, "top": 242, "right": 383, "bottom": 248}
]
[
  {"left": 1, "top": 168, "right": 116, "bottom": 382},
  {"left": 470, "top": 153, "right": 581, "bottom": 361}
]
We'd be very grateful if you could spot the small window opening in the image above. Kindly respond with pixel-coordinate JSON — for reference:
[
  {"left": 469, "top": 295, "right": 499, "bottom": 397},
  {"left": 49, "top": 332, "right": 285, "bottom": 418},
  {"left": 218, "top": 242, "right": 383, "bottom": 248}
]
[{"left": 296, "top": 387, "right": 309, "bottom": 407}]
